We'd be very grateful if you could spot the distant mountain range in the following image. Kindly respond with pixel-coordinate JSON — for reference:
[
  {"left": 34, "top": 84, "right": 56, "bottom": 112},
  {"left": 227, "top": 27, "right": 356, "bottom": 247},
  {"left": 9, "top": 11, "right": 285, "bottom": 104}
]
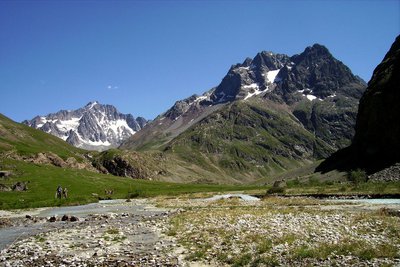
[
  {"left": 6, "top": 37, "right": 400, "bottom": 184},
  {"left": 23, "top": 101, "right": 147, "bottom": 151}
]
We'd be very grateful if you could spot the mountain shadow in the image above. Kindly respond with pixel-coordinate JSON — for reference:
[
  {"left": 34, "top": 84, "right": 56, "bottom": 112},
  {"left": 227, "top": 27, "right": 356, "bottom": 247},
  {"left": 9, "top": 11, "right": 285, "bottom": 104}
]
[{"left": 317, "top": 35, "right": 400, "bottom": 174}]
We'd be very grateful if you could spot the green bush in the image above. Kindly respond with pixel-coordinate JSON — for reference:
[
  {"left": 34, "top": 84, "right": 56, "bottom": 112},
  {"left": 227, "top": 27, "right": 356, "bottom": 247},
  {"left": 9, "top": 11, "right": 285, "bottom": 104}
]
[
  {"left": 286, "top": 179, "right": 301, "bottom": 187},
  {"left": 127, "top": 188, "right": 143, "bottom": 198},
  {"left": 267, "top": 186, "right": 285, "bottom": 194},
  {"left": 308, "top": 176, "right": 321, "bottom": 186},
  {"left": 348, "top": 169, "right": 367, "bottom": 185}
]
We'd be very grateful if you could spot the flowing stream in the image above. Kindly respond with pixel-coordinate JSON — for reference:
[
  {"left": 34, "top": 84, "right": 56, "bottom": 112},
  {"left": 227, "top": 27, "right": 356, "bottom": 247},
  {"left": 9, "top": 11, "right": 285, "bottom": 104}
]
[
  {"left": 0, "top": 199, "right": 162, "bottom": 251},
  {"left": 330, "top": 198, "right": 400, "bottom": 205}
]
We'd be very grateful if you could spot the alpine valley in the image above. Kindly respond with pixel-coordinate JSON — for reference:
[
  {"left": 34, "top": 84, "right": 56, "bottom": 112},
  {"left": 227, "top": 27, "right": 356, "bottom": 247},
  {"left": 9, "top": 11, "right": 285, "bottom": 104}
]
[
  {"left": 1, "top": 3, "right": 399, "bottom": 265},
  {"left": 18, "top": 42, "right": 400, "bottom": 184}
]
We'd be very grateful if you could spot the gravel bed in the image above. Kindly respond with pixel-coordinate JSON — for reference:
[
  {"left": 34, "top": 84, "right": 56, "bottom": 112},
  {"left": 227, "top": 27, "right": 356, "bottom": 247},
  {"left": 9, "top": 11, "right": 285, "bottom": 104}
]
[{"left": 0, "top": 197, "right": 399, "bottom": 266}]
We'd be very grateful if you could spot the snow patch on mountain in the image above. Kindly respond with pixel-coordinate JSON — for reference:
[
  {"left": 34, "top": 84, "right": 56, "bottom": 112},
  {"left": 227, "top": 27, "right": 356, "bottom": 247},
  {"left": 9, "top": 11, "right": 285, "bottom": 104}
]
[
  {"left": 57, "top": 118, "right": 81, "bottom": 132},
  {"left": 306, "top": 95, "right": 318, "bottom": 101},
  {"left": 243, "top": 83, "right": 266, "bottom": 100},
  {"left": 23, "top": 101, "right": 147, "bottom": 151},
  {"left": 266, "top": 69, "right": 281, "bottom": 83},
  {"left": 298, "top": 89, "right": 323, "bottom": 101}
]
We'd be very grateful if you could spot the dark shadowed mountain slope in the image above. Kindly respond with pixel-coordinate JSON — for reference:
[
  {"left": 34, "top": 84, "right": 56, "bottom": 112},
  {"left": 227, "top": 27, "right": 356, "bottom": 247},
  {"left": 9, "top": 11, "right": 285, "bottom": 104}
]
[{"left": 317, "top": 35, "right": 400, "bottom": 174}]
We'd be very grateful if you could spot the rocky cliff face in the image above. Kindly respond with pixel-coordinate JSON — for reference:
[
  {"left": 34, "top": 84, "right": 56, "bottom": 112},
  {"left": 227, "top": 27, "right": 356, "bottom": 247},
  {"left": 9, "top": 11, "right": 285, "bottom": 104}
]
[
  {"left": 317, "top": 35, "right": 400, "bottom": 174},
  {"left": 23, "top": 102, "right": 147, "bottom": 151},
  {"left": 91, "top": 149, "right": 167, "bottom": 180},
  {"left": 353, "top": 36, "right": 400, "bottom": 167}
]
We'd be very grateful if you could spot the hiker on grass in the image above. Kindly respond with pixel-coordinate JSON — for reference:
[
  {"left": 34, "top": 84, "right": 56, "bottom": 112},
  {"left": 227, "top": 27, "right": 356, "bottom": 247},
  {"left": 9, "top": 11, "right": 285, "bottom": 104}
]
[
  {"left": 63, "top": 187, "right": 68, "bottom": 199},
  {"left": 56, "top": 185, "right": 62, "bottom": 199}
]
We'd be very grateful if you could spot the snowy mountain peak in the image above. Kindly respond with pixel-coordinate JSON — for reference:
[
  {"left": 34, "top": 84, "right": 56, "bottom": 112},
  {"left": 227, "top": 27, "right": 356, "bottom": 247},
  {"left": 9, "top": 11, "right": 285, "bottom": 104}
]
[
  {"left": 23, "top": 102, "right": 147, "bottom": 151},
  {"left": 86, "top": 101, "right": 99, "bottom": 109}
]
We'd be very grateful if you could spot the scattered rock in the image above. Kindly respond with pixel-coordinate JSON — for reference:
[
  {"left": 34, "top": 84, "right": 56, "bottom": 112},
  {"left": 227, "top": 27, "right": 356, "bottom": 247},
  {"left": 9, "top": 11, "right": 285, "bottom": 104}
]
[
  {"left": 12, "top": 181, "right": 28, "bottom": 191},
  {"left": 0, "top": 171, "right": 11, "bottom": 178},
  {"left": 369, "top": 163, "right": 400, "bottom": 182},
  {"left": 70, "top": 216, "right": 79, "bottom": 222},
  {"left": 0, "top": 218, "right": 12, "bottom": 228},
  {"left": 379, "top": 207, "right": 400, "bottom": 217},
  {"left": 48, "top": 216, "right": 57, "bottom": 222},
  {"left": 0, "top": 183, "right": 11, "bottom": 192}
]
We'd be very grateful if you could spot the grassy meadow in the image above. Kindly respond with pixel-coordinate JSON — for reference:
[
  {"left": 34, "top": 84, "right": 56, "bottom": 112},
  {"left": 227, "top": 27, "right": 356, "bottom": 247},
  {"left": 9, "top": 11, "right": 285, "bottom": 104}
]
[{"left": 0, "top": 159, "right": 266, "bottom": 210}]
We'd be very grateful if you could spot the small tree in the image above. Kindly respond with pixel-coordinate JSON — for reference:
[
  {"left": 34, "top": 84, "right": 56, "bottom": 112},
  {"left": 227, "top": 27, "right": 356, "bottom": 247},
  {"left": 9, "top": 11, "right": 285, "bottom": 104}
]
[{"left": 347, "top": 169, "right": 367, "bottom": 186}]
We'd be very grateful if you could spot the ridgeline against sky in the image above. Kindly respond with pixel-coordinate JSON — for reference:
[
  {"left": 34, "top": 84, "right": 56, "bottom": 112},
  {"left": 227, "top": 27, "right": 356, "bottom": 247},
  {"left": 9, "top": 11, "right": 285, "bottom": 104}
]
[{"left": 0, "top": 1, "right": 399, "bottom": 122}]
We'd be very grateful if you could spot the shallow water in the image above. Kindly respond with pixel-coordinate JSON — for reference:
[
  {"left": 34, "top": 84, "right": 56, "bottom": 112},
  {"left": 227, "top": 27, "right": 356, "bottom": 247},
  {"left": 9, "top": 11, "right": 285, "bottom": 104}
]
[
  {"left": 0, "top": 199, "right": 161, "bottom": 251},
  {"left": 0, "top": 222, "right": 64, "bottom": 251},
  {"left": 203, "top": 194, "right": 260, "bottom": 201},
  {"left": 38, "top": 199, "right": 146, "bottom": 217},
  {"left": 332, "top": 198, "right": 400, "bottom": 205}
]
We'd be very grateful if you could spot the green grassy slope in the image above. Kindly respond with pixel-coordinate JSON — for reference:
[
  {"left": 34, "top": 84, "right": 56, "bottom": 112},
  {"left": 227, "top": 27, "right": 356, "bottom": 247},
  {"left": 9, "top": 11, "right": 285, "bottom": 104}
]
[
  {"left": 0, "top": 113, "right": 86, "bottom": 160},
  {"left": 161, "top": 99, "right": 334, "bottom": 182}
]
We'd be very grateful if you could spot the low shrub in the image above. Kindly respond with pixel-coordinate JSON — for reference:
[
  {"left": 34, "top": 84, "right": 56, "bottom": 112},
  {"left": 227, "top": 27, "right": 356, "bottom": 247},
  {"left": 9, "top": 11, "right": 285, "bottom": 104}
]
[{"left": 348, "top": 169, "right": 367, "bottom": 185}]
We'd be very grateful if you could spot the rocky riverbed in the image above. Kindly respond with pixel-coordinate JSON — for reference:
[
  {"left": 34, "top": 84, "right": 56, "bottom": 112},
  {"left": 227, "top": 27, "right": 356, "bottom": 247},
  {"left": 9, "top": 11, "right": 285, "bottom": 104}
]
[
  {"left": 0, "top": 199, "right": 183, "bottom": 266},
  {"left": 0, "top": 196, "right": 399, "bottom": 266},
  {"left": 154, "top": 196, "right": 400, "bottom": 266}
]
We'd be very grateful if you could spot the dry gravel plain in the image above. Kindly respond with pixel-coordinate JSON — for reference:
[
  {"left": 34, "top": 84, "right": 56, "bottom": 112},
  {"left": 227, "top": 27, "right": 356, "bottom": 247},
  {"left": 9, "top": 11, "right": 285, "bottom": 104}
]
[{"left": 0, "top": 195, "right": 399, "bottom": 266}]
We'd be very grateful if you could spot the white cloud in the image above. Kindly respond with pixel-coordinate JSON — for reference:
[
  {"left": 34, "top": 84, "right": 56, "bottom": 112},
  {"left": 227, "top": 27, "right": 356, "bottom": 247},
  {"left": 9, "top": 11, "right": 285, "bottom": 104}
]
[{"left": 107, "top": 85, "right": 119, "bottom": 90}]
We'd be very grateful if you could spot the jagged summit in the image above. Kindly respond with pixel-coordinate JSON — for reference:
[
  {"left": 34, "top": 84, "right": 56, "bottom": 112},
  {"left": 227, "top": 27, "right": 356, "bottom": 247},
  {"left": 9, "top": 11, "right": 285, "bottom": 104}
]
[
  {"left": 23, "top": 101, "right": 147, "bottom": 151},
  {"left": 206, "top": 43, "right": 365, "bottom": 105},
  {"left": 85, "top": 101, "right": 99, "bottom": 108},
  {"left": 121, "top": 43, "right": 366, "bottom": 156},
  {"left": 304, "top": 43, "right": 331, "bottom": 55}
]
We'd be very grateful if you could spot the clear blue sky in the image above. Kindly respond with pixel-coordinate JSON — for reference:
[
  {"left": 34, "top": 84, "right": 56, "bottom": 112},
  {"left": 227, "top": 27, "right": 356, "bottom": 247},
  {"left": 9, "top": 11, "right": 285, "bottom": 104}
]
[{"left": 1, "top": 0, "right": 399, "bottom": 122}]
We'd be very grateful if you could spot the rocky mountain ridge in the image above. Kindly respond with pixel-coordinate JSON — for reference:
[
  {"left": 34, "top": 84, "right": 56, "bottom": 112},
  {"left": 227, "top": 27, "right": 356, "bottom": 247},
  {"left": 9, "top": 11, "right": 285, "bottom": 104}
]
[
  {"left": 120, "top": 44, "right": 366, "bottom": 181},
  {"left": 23, "top": 102, "right": 147, "bottom": 151},
  {"left": 122, "top": 44, "right": 365, "bottom": 153}
]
